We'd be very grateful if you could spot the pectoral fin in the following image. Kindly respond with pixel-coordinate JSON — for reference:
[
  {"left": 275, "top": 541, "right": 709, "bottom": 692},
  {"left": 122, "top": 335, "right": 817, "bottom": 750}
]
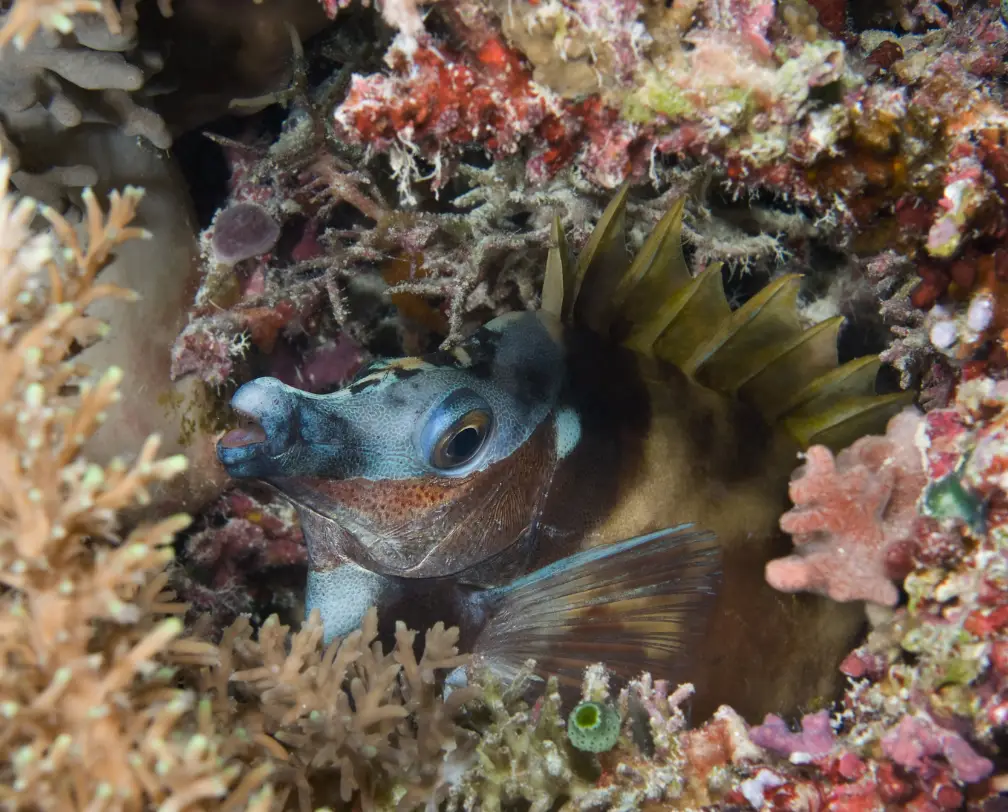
[{"left": 466, "top": 525, "right": 721, "bottom": 689}]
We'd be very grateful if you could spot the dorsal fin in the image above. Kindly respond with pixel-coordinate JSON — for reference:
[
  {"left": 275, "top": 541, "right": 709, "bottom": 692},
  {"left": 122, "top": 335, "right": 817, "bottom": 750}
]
[
  {"left": 566, "top": 182, "right": 631, "bottom": 333},
  {"left": 542, "top": 216, "right": 572, "bottom": 321},
  {"left": 540, "top": 192, "right": 913, "bottom": 451}
]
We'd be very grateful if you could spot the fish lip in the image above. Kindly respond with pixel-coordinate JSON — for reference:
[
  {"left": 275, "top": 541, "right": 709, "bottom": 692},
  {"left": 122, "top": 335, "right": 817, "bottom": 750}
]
[
  {"left": 217, "top": 406, "right": 266, "bottom": 455},
  {"left": 216, "top": 379, "right": 298, "bottom": 473}
]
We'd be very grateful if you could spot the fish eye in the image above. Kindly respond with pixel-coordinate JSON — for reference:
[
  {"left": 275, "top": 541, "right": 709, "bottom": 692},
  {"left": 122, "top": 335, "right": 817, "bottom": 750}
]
[
  {"left": 431, "top": 410, "right": 492, "bottom": 469},
  {"left": 420, "top": 389, "right": 494, "bottom": 473}
]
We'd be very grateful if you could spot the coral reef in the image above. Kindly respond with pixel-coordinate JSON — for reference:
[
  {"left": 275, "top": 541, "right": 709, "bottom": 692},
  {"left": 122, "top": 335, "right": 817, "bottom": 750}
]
[
  {"left": 6, "top": 0, "right": 1008, "bottom": 806},
  {"left": 329, "top": 0, "right": 1008, "bottom": 254},
  {"left": 753, "top": 374, "right": 1008, "bottom": 810},
  {"left": 315, "top": 0, "right": 1008, "bottom": 397},
  {"left": 200, "top": 608, "right": 480, "bottom": 811}
]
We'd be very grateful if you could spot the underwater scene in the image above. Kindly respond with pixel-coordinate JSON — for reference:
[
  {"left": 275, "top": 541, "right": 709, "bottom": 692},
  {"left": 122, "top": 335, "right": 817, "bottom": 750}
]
[{"left": 2, "top": 0, "right": 1008, "bottom": 807}]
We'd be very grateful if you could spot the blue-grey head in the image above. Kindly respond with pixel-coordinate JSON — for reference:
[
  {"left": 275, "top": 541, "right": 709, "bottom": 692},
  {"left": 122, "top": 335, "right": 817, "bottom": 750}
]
[{"left": 217, "top": 310, "right": 581, "bottom": 578}]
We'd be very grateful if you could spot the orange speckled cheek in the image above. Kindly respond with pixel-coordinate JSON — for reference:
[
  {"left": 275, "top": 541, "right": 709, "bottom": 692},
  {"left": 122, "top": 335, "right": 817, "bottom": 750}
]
[
  {"left": 287, "top": 418, "right": 558, "bottom": 576},
  {"left": 309, "top": 476, "right": 472, "bottom": 526},
  {"left": 296, "top": 417, "right": 558, "bottom": 533}
]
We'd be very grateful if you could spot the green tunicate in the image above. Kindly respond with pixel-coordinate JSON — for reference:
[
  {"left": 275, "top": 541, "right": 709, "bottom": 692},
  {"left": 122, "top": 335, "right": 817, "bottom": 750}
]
[
  {"left": 923, "top": 473, "right": 983, "bottom": 530},
  {"left": 622, "top": 96, "right": 655, "bottom": 125},
  {"left": 567, "top": 701, "right": 620, "bottom": 753},
  {"left": 646, "top": 86, "right": 693, "bottom": 119}
]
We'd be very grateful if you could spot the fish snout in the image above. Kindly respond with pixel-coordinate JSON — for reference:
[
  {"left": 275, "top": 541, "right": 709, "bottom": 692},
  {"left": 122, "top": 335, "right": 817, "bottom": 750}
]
[{"left": 216, "top": 377, "right": 301, "bottom": 477}]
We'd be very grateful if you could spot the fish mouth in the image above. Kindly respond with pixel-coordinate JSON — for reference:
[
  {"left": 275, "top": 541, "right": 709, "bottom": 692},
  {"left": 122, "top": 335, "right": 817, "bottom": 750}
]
[
  {"left": 216, "top": 378, "right": 298, "bottom": 476},
  {"left": 218, "top": 411, "right": 268, "bottom": 450}
]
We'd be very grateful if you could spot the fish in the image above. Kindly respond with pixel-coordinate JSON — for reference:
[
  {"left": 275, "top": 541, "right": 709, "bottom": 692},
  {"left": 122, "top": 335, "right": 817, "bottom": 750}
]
[{"left": 216, "top": 187, "right": 911, "bottom": 721}]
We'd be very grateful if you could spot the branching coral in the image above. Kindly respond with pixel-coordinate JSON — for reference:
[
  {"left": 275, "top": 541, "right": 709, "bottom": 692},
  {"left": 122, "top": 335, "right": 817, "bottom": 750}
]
[
  {"left": 0, "top": 156, "right": 267, "bottom": 809},
  {"left": 194, "top": 607, "right": 481, "bottom": 812},
  {"left": 0, "top": 152, "right": 485, "bottom": 811},
  {"left": 769, "top": 408, "right": 929, "bottom": 606}
]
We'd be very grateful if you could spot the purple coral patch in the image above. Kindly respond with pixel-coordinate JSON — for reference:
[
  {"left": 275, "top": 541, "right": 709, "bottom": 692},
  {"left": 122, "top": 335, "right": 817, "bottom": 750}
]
[
  {"left": 212, "top": 202, "right": 281, "bottom": 265},
  {"left": 881, "top": 715, "right": 994, "bottom": 783},
  {"left": 749, "top": 711, "right": 836, "bottom": 759}
]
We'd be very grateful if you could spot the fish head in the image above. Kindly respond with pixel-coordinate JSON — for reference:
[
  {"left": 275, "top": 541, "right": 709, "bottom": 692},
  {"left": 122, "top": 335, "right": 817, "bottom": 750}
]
[{"left": 217, "top": 310, "right": 573, "bottom": 578}]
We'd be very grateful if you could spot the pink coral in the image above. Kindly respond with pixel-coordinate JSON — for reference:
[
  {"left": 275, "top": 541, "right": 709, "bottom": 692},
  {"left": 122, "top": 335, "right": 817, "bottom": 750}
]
[
  {"left": 175, "top": 488, "right": 308, "bottom": 632},
  {"left": 749, "top": 710, "right": 837, "bottom": 759},
  {"left": 880, "top": 715, "right": 993, "bottom": 783},
  {"left": 768, "top": 409, "right": 928, "bottom": 606}
]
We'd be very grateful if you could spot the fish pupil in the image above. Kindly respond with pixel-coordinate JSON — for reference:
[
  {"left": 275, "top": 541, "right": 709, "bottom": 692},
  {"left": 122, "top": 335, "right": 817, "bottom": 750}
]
[{"left": 446, "top": 425, "right": 483, "bottom": 462}]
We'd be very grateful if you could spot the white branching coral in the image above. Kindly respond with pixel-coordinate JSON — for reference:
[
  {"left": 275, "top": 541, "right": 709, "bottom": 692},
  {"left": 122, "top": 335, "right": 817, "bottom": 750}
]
[
  {"left": 196, "top": 607, "right": 481, "bottom": 811},
  {"left": 0, "top": 157, "right": 275, "bottom": 811}
]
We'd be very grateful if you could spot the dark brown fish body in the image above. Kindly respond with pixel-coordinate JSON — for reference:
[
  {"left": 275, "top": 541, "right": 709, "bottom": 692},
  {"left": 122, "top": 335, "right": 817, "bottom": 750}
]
[
  {"left": 530, "top": 333, "right": 864, "bottom": 719},
  {"left": 218, "top": 191, "right": 906, "bottom": 721}
]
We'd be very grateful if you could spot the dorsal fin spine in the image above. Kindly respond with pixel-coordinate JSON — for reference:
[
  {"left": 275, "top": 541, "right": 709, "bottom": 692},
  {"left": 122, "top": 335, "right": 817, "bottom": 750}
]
[{"left": 544, "top": 191, "right": 913, "bottom": 451}]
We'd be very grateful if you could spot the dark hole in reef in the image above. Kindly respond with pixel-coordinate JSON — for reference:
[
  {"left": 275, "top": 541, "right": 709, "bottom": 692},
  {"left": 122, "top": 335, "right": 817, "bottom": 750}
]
[
  {"left": 273, "top": 213, "right": 311, "bottom": 260},
  {"left": 507, "top": 210, "right": 532, "bottom": 231},
  {"left": 424, "top": 3, "right": 465, "bottom": 43},
  {"left": 174, "top": 94, "right": 291, "bottom": 229},
  {"left": 315, "top": 4, "right": 389, "bottom": 69},
  {"left": 172, "top": 127, "right": 233, "bottom": 229},
  {"left": 808, "top": 80, "right": 844, "bottom": 106},
  {"left": 847, "top": 0, "right": 914, "bottom": 33},
  {"left": 990, "top": 724, "right": 1008, "bottom": 760},
  {"left": 720, "top": 263, "right": 768, "bottom": 310},
  {"left": 257, "top": 103, "right": 294, "bottom": 139},
  {"left": 303, "top": 23, "right": 369, "bottom": 87},
  {"left": 837, "top": 313, "right": 878, "bottom": 365},
  {"left": 461, "top": 147, "right": 495, "bottom": 170}
]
